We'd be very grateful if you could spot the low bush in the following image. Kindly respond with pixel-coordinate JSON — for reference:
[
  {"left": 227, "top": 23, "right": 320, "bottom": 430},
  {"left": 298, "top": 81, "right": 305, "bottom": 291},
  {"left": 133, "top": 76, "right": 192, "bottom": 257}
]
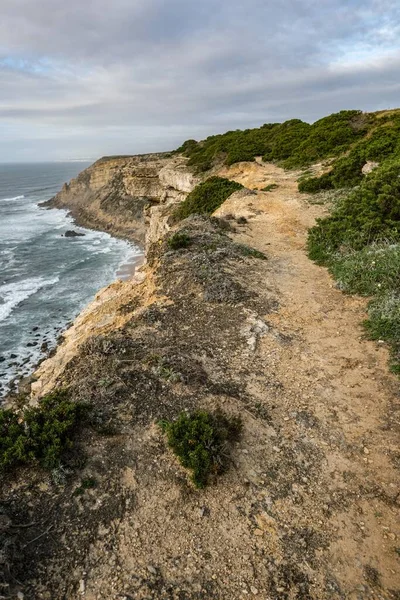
[
  {"left": 283, "top": 110, "right": 367, "bottom": 168},
  {"left": 364, "top": 292, "right": 400, "bottom": 374},
  {"left": 261, "top": 183, "right": 278, "bottom": 192},
  {"left": 307, "top": 160, "right": 400, "bottom": 374},
  {"left": 298, "top": 172, "right": 333, "bottom": 193},
  {"left": 299, "top": 111, "right": 400, "bottom": 192},
  {"left": 331, "top": 242, "right": 400, "bottom": 296},
  {"left": 0, "top": 389, "right": 87, "bottom": 472},
  {"left": 160, "top": 410, "right": 242, "bottom": 488},
  {"left": 173, "top": 177, "right": 243, "bottom": 221},
  {"left": 168, "top": 232, "right": 192, "bottom": 250},
  {"left": 177, "top": 111, "right": 371, "bottom": 173},
  {"left": 307, "top": 160, "right": 400, "bottom": 263}
]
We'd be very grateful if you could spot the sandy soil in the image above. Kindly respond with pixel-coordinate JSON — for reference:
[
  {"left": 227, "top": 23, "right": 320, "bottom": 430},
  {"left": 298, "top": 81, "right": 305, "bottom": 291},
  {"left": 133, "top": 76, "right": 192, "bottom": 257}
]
[{"left": 215, "top": 161, "right": 400, "bottom": 598}]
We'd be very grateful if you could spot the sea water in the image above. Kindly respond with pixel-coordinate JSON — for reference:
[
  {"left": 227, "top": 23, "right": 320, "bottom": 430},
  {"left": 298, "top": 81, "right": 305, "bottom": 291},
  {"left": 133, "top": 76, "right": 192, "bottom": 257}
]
[{"left": 0, "top": 162, "right": 142, "bottom": 398}]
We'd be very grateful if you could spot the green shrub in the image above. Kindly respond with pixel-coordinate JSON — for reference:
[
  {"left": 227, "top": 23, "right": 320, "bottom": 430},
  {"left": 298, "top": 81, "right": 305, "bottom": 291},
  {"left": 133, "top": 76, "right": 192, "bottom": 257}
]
[
  {"left": 168, "top": 232, "right": 192, "bottom": 250},
  {"left": 308, "top": 160, "right": 400, "bottom": 263},
  {"left": 0, "top": 389, "right": 87, "bottom": 472},
  {"left": 160, "top": 410, "right": 242, "bottom": 488},
  {"left": 297, "top": 112, "right": 400, "bottom": 192},
  {"left": 283, "top": 110, "right": 367, "bottom": 168},
  {"left": 298, "top": 172, "right": 333, "bottom": 194},
  {"left": 307, "top": 160, "right": 400, "bottom": 375},
  {"left": 177, "top": 111, "right": 372, "bottom": 173},
  {"left": 174, "top": 177, "right": 243, "bottom": 221},
  {"left": 261, "top": 183, "right": 278, "bottom": 192},
  {"left": 330, "top": 243, "right": 400, "bottom": 296},
  {"left": 364, "top": 292, "right": 400, "bottom": 374}
]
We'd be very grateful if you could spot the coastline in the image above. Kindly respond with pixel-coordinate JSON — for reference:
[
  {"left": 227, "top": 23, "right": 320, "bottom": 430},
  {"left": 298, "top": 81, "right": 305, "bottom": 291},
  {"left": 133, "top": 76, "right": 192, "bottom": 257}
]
[
  {"left": 5, "top": 208, "right": 145, "bottom": 403},
  {"left": 22, "top": 153, "right": 198, "bottom": 398}
]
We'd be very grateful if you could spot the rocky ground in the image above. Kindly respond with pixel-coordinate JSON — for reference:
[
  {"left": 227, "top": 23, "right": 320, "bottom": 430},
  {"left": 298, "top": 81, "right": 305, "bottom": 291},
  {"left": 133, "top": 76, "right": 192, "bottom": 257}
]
[{"left": 1, "top": 161, "right": 399, "bottom": 600}]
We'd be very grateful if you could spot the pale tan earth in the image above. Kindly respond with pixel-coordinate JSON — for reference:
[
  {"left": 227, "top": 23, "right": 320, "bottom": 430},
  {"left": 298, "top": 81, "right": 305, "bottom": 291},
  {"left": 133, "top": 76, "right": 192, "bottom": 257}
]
[
  {"left": 215, "top": 161, "right": 400, "bottom": 597},
  {"left": 2, "top": 159, "right": 399, "bottom": 600}
]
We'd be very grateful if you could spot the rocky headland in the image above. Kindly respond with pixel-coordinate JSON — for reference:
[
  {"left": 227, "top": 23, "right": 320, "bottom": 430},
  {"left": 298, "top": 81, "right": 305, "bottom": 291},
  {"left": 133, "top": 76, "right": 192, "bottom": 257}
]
[{"left": 43, "top": 153, "right": 199, "bottom": 246}]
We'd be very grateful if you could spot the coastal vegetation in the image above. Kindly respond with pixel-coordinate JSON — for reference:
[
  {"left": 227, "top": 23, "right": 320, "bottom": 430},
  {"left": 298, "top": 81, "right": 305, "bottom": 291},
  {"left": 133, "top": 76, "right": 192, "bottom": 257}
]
[
  {"left": 173, "top": 176, "right": 243, "bottom": 221},
  {"left": 307, "top": 161, "right": 400, "bottom": 373},
  {"left": 177, "top": 109, "right": 400, "bottom": 373},
  {"left": 299, "top": 111, "right": 400, "bottom": 193},
  {"left": 159, "top": 410, "right": 242, "bottom": 488},
  {"left": 176, "top": 110, "right": 370, "bottom": 172},
  {"left": 0, "top": 389, "right": 86, "bottom": 472},
  {"left": 167, "top": 232, "right": 192, "bottom": 250}
]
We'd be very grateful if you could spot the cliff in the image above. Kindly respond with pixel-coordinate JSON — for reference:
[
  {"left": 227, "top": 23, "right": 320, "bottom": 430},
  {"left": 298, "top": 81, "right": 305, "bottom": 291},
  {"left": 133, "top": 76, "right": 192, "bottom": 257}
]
[
  {"left": 44, "top": 153, "right": 199, "bottom": 246},
  {"left": 2, "top": 159, "right": 399, "bottom": 599}
]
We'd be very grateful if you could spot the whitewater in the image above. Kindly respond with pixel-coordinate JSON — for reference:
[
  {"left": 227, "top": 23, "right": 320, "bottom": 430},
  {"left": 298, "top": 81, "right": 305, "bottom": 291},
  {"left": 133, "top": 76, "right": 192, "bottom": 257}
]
[{"left": 0, "top": 162, "right": 141, "bottom": 398}]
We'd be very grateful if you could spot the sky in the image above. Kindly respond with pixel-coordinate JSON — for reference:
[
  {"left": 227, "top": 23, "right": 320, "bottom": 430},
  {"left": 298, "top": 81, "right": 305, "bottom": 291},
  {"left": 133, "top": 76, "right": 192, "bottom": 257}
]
[{"left": 1, "top": 0, "right": 400, "bottom": 162}]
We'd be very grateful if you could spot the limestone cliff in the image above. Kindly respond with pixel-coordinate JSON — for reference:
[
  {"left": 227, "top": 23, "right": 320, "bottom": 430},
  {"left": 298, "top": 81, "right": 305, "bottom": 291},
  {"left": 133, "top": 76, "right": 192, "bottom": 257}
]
[{"left": 44, "top": 153, "right": 199, "bottom": 246}]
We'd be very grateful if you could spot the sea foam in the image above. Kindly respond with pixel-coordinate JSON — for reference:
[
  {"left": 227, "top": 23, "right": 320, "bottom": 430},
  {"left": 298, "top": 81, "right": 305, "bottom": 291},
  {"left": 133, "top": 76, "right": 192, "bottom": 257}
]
[
  {"left": 0, "top": 195, "right": 25, "bottom": 202},
  {"left": 0, "top": 276, "right": 59, "bottom": 322}
]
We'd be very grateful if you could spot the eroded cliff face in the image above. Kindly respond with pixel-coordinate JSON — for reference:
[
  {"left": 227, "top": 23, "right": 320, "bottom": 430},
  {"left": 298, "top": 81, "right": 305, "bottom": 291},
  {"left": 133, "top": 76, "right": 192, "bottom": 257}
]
[
  {"left": 45, "top": 153, "right": 199, "bottom": 246},
  {"left": 30, "top": 154, "right": 198, "bottom": 398}
]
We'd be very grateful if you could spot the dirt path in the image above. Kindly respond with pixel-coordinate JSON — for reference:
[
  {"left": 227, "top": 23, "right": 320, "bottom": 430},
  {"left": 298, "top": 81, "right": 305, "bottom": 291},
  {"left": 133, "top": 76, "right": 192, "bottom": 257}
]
[{"left": 216, "top": 161, "right": 400, "bottom": 598}]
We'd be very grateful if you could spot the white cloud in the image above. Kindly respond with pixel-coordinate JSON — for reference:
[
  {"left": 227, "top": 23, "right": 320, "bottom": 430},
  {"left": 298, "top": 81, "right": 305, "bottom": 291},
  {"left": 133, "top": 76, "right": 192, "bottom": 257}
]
[{"left": 0, "top": 0, "right": 399, "bottom": 160}]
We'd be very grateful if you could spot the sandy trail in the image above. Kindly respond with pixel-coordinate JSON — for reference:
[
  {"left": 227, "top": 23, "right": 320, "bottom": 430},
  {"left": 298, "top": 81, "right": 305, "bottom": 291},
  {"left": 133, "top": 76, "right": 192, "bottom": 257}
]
[{"left": 216, "top": 161, "right": 400, "bottom": 597}]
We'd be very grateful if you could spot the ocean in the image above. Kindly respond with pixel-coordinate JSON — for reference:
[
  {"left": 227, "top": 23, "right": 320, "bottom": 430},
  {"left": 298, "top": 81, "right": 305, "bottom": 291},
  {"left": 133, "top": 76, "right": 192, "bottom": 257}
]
[{"left": 0, "top": 162, "right": 142, "bottom": 398}]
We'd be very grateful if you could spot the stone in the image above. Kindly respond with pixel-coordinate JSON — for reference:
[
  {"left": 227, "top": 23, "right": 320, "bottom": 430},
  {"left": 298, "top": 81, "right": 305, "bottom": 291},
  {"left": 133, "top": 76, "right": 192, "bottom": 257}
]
[
  {"left": 64, "top": 230, "right": 86, "bottom": 237},
  {"left": 250, "top": 587, "right": 258, "bottom": 595},
  {"left": 147, "top": 565, "right": 157, "bottom": 575},
  {"left": 361, "top": 161, "right": 379, "bottom": 175}
]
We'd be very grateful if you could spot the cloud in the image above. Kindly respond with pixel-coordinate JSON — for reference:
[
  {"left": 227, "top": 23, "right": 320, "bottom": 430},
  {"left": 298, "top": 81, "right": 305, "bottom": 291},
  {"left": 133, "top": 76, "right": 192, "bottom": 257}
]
[{"left": 1, "top": 0, "right": 399, "bottom": 161}]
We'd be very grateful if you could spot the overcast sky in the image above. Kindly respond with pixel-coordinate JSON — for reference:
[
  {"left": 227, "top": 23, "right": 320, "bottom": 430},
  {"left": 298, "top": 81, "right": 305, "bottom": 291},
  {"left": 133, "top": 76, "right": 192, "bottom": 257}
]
[{"left": 1, "top": 0, "right": 399, "bottom": 162}]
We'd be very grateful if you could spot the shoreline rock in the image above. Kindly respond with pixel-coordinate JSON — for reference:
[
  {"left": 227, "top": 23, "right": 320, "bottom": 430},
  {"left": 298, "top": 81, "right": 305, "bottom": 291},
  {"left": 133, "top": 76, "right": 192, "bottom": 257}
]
[{"left": 64, "top": 230, "right": 85, "bottom": 237}]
